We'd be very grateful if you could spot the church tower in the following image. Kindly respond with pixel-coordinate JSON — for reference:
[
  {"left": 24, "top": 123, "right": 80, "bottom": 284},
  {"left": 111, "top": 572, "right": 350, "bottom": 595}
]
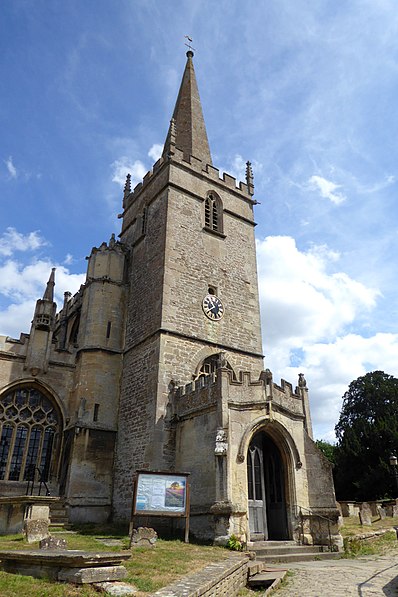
[
  {"left": 112, "top": 51, "right": 339, "bottom": 546},
  {"left": 113, "top": 51, "right": 263, "bottom": 519}
]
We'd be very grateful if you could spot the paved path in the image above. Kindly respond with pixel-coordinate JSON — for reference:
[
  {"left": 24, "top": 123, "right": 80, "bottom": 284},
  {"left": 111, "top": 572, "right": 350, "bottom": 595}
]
[{"left": 275, "top": 555, "right": 398, "bottom": 596}]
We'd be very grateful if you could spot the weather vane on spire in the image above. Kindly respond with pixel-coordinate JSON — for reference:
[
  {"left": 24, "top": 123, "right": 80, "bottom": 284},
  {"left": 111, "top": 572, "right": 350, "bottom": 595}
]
[{"left": 184, "top": 35, "right": 196, "bottom": 53}]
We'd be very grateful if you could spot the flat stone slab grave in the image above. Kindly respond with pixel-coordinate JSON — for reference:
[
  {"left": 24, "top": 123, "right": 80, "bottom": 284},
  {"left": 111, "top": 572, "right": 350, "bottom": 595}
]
[{"left": 0, "top": 549, "right": 131, "bottom": 584}]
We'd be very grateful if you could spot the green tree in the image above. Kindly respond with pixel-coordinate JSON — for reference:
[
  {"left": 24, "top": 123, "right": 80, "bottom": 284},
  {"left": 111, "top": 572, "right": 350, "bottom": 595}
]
[
  {"left": 334, "top": 371, "right": 398, "bottom": 501},
  {"left": 315, "top": 439, "right": 336, "bottom": 465}
]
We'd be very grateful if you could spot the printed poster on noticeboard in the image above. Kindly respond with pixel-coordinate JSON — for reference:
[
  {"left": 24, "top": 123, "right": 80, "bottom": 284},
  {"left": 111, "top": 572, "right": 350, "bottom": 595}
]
[{"left": 134, "top": 472, "right": 188, "bottom": 515}]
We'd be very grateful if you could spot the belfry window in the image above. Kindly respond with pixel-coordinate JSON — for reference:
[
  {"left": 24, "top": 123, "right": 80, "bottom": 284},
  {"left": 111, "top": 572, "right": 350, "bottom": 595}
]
[
  {"left": 204, "top": 193, "right": 223, "bottom": 234},
  {"left": 194, "top": 354, "right": 236, "bottom": 380},
  {"left": 0, "top": 387, "right": 60, "bottom": 482}
]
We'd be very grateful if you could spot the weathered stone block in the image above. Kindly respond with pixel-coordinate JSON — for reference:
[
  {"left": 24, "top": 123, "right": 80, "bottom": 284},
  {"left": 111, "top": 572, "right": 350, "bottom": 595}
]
[
  {"left": 39, "top": 536, "right": 67, "bottom": 550},
  {"left": 130, "top": 526, "right": 157, "bottom": 547},
  {"left": 25, "top": 504, "right": 50, "bottom": 521},
  {"left": 58, "top": 565, "right": 127, "bottom": 584},
  {"left": 359, "top": 503, "right": 372, "bottom": 526},
  {"left": 94, "top": 581, "right": 137, "bottom": 595},
  {"left": 23, "top": 519, "right": 50, "bottom": 543}
]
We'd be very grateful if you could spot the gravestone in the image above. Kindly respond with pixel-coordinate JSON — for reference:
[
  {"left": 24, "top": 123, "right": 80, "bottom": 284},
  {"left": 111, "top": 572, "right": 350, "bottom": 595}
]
[
  {"left": 359, "top": 503, "right": 372, "bottom": 526},
  {"left": 130, "top": 527, "right": 157, "bottom": 548},
  {"left": 378, "top": 506, "right": 386, "bottom": 519},
  {"left": 384, "top": 503, "right": 398, "bottom": 517},
  {"left": 39, "top": 536, "right": 67, "bottom": 550}
]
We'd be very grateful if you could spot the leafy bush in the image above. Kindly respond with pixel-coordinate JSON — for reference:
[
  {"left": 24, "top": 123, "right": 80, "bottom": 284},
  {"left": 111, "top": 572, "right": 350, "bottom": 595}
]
[{"left": 226, "top": 534, "right": 244, "bottom": 551}]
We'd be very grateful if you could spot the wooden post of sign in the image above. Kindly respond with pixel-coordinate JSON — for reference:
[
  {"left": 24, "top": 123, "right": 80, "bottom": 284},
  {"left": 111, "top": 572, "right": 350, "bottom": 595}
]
[
  {"left": 184, "top": 480, "right": 190, "bottom": 543},
  {"left": 129, "top": 477, "right": 138, "bottom": 547}
]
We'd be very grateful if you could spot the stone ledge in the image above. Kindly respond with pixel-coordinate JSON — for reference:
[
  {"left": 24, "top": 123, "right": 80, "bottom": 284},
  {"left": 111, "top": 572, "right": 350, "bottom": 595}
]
[
  {"left": 0, "top": 549, "right": 130, "bottom": 567},
  {"left": 0, "top": 549, "right": 131, "bottom": 584},
  {"left": 152, "top": 554, "right": 249, "bottom": 596}
]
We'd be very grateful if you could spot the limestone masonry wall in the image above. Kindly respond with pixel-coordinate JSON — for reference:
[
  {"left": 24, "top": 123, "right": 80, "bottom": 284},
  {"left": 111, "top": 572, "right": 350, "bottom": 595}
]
[{"left": 152, "top": 554, "right": 249, "bottom": 597}]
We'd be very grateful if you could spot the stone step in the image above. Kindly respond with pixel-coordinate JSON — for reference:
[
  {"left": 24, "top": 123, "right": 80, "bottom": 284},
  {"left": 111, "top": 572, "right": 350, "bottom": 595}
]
[
  {"left": 49, "top": 522, "right": 72, "bottom": 532},
  {"left": 253, "top": 544, "right": 325, "bottom": 556},
  {"left": 248, "top": 569, "right": 287, "bottom": 590},
  {"left": 250, "top": 540, "right": 297, "bottom": 547},
  {"left": 257, "top": 551, "right": 341, "bottom": 564},
  {"left": 50, "top": 517, "right": 69, "bottom": 524},
  {"left": 49, "top": 500, "right": 70, "bottom": 528},
  {"left": 50, "top": 507, "right": 67, "bottom": 513}
]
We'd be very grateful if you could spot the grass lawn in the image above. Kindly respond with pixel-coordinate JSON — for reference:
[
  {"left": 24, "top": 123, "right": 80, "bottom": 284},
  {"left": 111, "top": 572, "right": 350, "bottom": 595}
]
[
  {"left": 0, "top": 526, "right": 231, "bottom": 596},
  {"left": 339, "top": 516, "right": 398, "bottom": 557},
  {"left": 340, "top": 515, "right": 398, "bottom": 537}
]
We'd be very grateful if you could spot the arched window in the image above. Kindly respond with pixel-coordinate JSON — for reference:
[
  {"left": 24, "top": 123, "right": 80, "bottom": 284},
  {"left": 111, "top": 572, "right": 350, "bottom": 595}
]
[
  {"left": 0, "top": 387, "right": 60, "bottom": 482},
  {"left": 204, "top": 193, "right": 223, "bottom": 233},
  {"left": 69, "top": 314, "right": 80, "bottom": 347},
  {"left": 194, "top": 354, "right": 236, "bottom": 380}
]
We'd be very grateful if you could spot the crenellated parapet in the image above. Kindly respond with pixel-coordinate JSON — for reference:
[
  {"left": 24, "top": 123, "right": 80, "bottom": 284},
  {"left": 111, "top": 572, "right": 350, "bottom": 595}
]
[
  {"left": 170, "top": 366, "right": 308, "bottom": 422},
  {"left": 86, "top": 234, "right": 127, "bottom": 285},
  {"left": 172, "top": 373, "right": 218, "bottom": 418},
  {"left": 271, "top": 377, "right": 306, "bottom": 419},
  {"left": 121, "top": 151, "right": 254, "bottom": 215}
]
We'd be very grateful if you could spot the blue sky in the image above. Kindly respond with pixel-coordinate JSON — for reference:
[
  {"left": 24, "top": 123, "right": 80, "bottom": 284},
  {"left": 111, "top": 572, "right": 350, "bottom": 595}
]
[{"left": 1, "top": 0, "right": 398, "bottom": 441}]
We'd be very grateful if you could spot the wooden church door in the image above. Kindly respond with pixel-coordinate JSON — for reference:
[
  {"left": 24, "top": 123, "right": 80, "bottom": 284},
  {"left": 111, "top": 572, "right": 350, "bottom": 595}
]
[
  {"left": 247, "top": 432, "right": 289, "bottom": 541},
  {"left": 247, "top": 442, "right": 268, "bottom": 540}
]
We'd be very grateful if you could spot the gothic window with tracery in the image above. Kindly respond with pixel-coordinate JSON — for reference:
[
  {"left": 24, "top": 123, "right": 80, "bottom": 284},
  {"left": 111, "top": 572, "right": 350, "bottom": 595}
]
[
  {"left": 195, "top": 354, "right": 236, "bottom": 380},
  {"left": 204, "top": 193, "right": 223, "bottom": 233},
  {"left": 0, "top": 387, "right": 60, "bottom": 482}
]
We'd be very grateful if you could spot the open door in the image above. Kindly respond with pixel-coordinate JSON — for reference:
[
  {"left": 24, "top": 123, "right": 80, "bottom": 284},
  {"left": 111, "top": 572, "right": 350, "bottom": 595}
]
[{"left": 247, "top": 431, "right": 289, "bottom": 541}]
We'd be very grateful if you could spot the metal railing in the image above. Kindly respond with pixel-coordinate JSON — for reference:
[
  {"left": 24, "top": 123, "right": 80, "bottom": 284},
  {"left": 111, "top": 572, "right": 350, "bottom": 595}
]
[
  {"left": 293, "top": 504, "right": 334, "bottom": 551},
  {"left": 25, "top": 466, "right": 51, "bottom": 497}
]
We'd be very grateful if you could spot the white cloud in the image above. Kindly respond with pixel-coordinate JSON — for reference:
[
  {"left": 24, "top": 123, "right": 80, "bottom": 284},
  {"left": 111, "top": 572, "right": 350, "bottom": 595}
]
[
  {"left": 256, "top": 235, "right": 392, "bottom": 439},
  {"left": 64, "top": 253, "right": 74, "bottom": 265},
  {"left": 257, "top": 236, "right": 377, "bottom": 348},
  {"left": 308, "top": 175, "right": 346, "bottom": 205},
  {"left": 0, "top": 259, "right": 85, "bottom": 337},
  {"left": 148, "top": 144, "right": 163, "bottom": 162},
  {"left": 0, "top": 300, "right": 38, "bottom": 339},
  {"left": 298, "top": 333, "right": 398, "bottom": 440},
  {"left": 0, "top": 228, "right": 48, "bottom": 257},
  {"left": 5, "top": 156, "right": 17, "bottom": 179},
  {"left": 111, "top": 156, "right": 147, "bottom": 188}
]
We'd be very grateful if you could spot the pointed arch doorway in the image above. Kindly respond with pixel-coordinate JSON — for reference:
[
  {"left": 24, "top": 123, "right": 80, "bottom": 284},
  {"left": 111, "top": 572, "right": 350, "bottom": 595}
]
[{"left": 247, "top": 431, "right": 289, "bottom": 540}]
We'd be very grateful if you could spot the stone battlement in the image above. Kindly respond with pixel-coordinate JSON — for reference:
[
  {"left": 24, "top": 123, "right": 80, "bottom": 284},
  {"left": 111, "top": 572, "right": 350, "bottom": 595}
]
[
  {"left": 124, "top": 150, "right": 252, "bottom": 210},
  {"left": 175, "top": 372, "right": 217, "bottom": 398},
  {"left": 173, "top": 373, "right": 218, "bottom": 418},
  {"left": 273, "top": 378, "right": 300, "bottom": 398}
]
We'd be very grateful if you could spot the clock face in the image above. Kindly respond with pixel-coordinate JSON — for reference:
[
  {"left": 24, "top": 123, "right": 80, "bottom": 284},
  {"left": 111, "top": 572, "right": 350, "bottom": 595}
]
[{"left": 202, "top": 294, "right": 224, "bottom": 321}]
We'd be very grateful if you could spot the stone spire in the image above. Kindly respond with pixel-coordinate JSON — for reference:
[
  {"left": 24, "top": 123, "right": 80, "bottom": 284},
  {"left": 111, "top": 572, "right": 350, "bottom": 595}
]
[
  {"left": 163, "top": 50, "right": 212, "bottom": 165},
  {"left": 43, "top": 267, "right": 56, "bottom": 302},
  {"left": 25, "top": 268, "right": 57, "bottom": 375}
]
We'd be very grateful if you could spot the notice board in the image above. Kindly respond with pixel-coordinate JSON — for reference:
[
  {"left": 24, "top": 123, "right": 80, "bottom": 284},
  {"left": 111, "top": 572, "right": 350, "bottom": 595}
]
[{"left": 131, "top": 470, "right": 191, "bottom": 542}]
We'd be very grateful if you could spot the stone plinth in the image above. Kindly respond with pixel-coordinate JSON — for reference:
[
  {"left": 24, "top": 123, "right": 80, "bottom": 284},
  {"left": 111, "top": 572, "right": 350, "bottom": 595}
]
[
  {"left": 0, "top": 550, "right": 131, "bottom": 583},
  {"left": 58, "top": 565, "right": 127, "bottom": 584},
  {"left": 23, "top": 519, "right": 49, "bottom": 543},
  {"left": 0, "top": 496, "right": 59, "bottom": 535}
]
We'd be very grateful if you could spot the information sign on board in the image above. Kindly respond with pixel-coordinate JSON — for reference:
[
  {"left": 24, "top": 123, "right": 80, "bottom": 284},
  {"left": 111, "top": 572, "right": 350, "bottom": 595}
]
[{"left": 134, "top": 472, "right": 188, "bottom": 515}]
